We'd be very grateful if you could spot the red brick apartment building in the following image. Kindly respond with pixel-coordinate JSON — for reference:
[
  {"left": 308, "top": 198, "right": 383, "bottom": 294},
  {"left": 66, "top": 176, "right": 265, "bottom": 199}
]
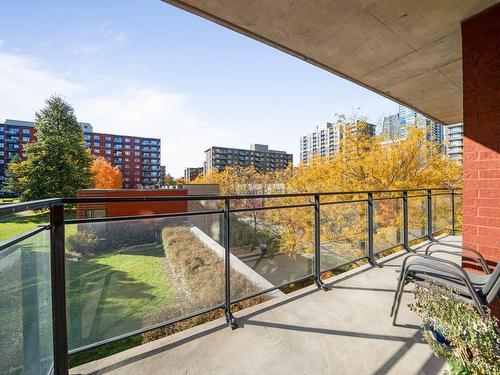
[{"left": 0, "top": 120, "right": 163, "bottom": 194}]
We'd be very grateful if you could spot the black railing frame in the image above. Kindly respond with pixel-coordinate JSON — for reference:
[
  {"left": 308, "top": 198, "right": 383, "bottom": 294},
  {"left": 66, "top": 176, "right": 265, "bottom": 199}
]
[
  {"left": 0, "top": 187, "right": 462, "bottom": 375},
  {"left": 314, "top": 194, "right": 328, "bottom": 290}
]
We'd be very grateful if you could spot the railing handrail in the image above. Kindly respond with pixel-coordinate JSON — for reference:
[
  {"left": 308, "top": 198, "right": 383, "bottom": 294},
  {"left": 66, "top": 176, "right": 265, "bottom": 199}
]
[
  {"left": 0, "top": 198, "right": 63, "bottom": 217},
  {"left": 61, "top": 187, "right": 461, "bottom": 204}
]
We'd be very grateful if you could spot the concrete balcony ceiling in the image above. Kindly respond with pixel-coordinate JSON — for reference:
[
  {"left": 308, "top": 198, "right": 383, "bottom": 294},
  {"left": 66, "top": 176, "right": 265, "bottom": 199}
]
[{"left": 163, "top": 0, "right": 499, "bottom": 124}]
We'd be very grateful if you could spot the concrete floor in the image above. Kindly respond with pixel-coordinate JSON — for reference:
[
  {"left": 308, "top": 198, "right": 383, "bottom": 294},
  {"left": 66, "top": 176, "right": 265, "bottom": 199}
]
[{"left": 71, "top": 236, "right": 462, "bottom": 375}]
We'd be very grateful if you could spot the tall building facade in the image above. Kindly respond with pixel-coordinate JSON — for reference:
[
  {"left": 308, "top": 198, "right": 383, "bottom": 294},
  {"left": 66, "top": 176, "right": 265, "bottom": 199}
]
[
  {"left": 446, "top": 123, "right": 464, "bottom": 161},
  {"left": 382, "top": 105, "right": 444, "bottom": 143},
  {"left": 381, "top": 114, "right": 401, "bottom": 139},
  {"left": 184, "top": 167, "right": 203, "bottom": 181},
  {"left": 299, "top": 121, "right": 376, "bottom": 164},
  {"left": 0, "top": 119, "right": 163, "bottom": 195},
  {"left": 204, "top": 144, "right": 292, "bottom": 173}
]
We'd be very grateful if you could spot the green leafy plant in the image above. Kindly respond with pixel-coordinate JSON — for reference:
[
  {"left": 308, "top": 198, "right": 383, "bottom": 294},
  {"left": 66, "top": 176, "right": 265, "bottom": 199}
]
[{"left": 410, "top": 282, "right": 500, "bottom": 375}]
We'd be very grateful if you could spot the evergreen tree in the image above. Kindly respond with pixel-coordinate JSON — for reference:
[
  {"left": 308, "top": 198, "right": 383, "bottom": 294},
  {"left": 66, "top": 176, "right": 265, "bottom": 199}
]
[
  {"left": 3, "top": 155, "right": 21, "bottom": 196},
  {"left": 15, "top": 96, "right": 94, "bottom": 200}
]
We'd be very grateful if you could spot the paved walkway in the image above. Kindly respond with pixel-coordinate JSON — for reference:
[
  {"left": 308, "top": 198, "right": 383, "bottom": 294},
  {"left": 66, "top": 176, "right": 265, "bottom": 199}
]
[{"left": 72, "top": 236, "right": 462, "bottom": 375}]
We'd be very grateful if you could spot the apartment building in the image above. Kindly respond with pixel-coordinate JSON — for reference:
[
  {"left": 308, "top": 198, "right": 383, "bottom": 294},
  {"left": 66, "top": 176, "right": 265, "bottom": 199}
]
[
  {"left": 0, "top": 119, "right": 164, "bottom": 194},
  {"left": 446, "top": 123, "right": 464, "bottom": 161},
  {"left": 204, "top": 144, "right": 293, "bottom": 173},
  {"left": 382, "top": 105, "right": 444, "bottom": 143},
  {"left": 184, "top": 167, "right": 203, "bottom": 181},
  {"left": 299, "top": 121, "right": 376, "bottom": 164}
]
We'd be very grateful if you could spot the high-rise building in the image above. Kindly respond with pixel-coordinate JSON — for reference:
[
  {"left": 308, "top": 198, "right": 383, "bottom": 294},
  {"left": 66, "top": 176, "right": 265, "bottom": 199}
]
[
  {"left": 204, "top": 144, "right": 292, "bottom": 173},
  {"left": 299, "top": 120, "right": 376, "bottom": 164},
  {"left": 381, "top": 114, "right": 401, "bottom": 139},
  {"left": 184, "top": 167, "right": 203, "bottom": 181},
  {"left": 382, "top": 105, "right": 444, "bottom": 143},
  {"left": 446, "top": 123, "right": 464, "bottom": 161},
  {"left": 0, "top": 119, "right": 164, "bottom": 195}
]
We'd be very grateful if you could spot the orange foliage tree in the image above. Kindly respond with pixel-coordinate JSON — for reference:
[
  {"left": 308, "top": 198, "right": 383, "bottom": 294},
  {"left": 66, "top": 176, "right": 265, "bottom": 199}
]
[{"left": 91, "top": 157, "right": 123, "bottom": 189}]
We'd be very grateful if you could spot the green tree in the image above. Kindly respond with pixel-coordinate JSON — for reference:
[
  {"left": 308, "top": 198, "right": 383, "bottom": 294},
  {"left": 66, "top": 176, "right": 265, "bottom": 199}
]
[
  {"left": 3, "top": 155, "right": 21, "bottom": 196},
  {"left": 14, "top": 96, "right": 94, "bottom": 200}
]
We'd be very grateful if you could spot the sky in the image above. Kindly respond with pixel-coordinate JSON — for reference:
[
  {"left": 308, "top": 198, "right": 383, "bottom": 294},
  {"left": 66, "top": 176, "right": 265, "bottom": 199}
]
[{"left": 0, "top": 0, "right": 399, "bottom": 176}]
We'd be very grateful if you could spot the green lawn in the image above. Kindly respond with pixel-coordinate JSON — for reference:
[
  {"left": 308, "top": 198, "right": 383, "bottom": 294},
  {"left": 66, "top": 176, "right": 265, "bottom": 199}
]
[
  {"left": 67, "top": 243, "right": 177, "bottom": 350},
  {"left": 0, "top": 210, "right": 76, "bottom": 243}
]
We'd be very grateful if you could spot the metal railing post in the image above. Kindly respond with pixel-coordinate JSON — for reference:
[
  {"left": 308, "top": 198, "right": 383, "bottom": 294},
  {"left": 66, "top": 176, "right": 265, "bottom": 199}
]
[
  {"left": 367, "top": 193, "right": 378, "bottom": 266},
  {"left": 450, "top": 190, "right": 456, "bottom": 235},
  {"left": 314, "top": 194, "right": 327, "bottom": 290},
  {"left": 402, "top": 191, "right": 410, "bottom": 252},
  {"left": 427, "top": 189, "right": 435, "bottom": 241},
  {"left": 50, "top": 204, "right": 69, "bottom": 375},
  {"left": 223, "top": 199, "right": 237, "bottom": 329}
]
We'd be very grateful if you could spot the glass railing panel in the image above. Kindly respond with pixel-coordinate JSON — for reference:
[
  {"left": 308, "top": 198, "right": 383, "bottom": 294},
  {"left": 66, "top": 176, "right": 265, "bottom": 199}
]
[
  {"left": 65, "top": 213, "right": 223, "bottom": 351},
  {"left": 374, "top": 198, "right": 403, "bottom": 254},
  {"left": 320, "top": 201, "right": 367, "bottom": 271},
  {"left": 432, "top": 194, "right": 452, "bottom": 234},
  {"left": 0, "top": 230, "right": 53, "bottom": 375},
  {"left": 229, "top": 205, "right": 314, "bottom": 301},
  {"left": 408, "top": 196, "right": 427, "bottom": 241}
]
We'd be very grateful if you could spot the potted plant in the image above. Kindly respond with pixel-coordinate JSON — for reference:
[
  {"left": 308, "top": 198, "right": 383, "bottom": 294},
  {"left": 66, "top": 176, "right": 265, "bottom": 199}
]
[{"left": 410, "top": 282, "right": 500, "bottom": 374}]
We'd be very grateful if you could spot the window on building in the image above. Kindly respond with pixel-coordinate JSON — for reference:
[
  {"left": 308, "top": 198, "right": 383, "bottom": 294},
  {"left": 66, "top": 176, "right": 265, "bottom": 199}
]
[
  {"left": 85, "top": 209, "right": 106, "bottom": 218},
  {"left": 22, "top": 137, "right": 30, "bottom": 142},
  {"left": 93, "top": 135, "right": 100, "bottom": 140},
  {"left": 22, "top": 129, "right": 30, "bottom": 135}
]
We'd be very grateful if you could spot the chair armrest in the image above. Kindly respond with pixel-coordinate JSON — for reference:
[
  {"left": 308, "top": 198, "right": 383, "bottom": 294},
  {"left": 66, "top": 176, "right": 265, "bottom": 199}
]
[
  {"left": 424, "top": 242, "right": 493, "bottom": 270},
  {"left": 426, "top": 249, "right": 490, "bottom": 274}
]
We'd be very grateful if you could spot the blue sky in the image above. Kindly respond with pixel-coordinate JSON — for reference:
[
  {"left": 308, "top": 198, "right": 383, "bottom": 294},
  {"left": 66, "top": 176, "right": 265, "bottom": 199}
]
[{"left": 0, "top": 0, "right": 399, "bottom": 176}]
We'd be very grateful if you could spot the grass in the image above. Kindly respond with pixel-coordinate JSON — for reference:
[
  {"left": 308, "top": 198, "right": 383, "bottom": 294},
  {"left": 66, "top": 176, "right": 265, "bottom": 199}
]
[
  {"left": 0, "top": 213, "right": 50, "bottom": 242},
  {"left": 67, "top": 244, "right": 176, "bottom": 352},
  {"left": 0, "top": 210, "right": 76, "bottom": 243},
  {"left": 0, "top": 198, "right": 20, "bottom": 204}
]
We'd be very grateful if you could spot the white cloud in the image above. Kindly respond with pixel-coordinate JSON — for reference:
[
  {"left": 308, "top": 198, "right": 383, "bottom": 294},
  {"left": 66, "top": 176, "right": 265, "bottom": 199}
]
[
  {"left": 0, "top": 51, "right": 223, "bottom": 176},
  {"left": 0, "top": 52, "right": 81, "bottom": 120},
  {"left": 73, "top": 23, "right": 127, "bottom": 56}
]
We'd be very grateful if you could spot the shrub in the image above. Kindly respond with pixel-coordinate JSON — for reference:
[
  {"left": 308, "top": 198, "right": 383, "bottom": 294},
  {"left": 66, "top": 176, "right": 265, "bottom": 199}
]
[
  {"left": 142, "top": 224, "right": 271, "bottom": 343},
  {"left": 66, "top": 230, "right": 101, "bottom": 257},
  {"left": 410, "top": 282, "right": 500, "bottom": 375},
  {"left": 67, "top": 221, "right": 160, "bottom": 256}
]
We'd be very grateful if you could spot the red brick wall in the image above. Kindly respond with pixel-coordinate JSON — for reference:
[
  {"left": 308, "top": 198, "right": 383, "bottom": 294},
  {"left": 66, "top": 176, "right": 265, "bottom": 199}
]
[{"left": 461, "top": 4, "right": 500, "bottom": 271}]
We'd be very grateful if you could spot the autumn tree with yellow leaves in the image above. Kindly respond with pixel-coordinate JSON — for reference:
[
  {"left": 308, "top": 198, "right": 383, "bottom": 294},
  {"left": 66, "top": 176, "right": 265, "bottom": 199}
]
[{"left": 194, "top": 121, "right": 461, "bottom": 260}]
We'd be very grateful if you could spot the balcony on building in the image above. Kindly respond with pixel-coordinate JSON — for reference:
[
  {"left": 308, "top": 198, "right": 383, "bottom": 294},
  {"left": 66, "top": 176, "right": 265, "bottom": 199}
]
[{"left": 1, "top": 1, "right": 500, "bottom": 375}]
